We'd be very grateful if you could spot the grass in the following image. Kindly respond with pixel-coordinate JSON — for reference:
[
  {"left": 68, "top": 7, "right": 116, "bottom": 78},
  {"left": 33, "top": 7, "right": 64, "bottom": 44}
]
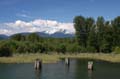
[
  {"left": 0, "top": 53, "right": 59, "bottom": 63},
  {"left": 60, "top": 53, "right": 120, "bottom": 63},
  {"left": 0, "top": 53, "right": 120, "bottom": 63}
]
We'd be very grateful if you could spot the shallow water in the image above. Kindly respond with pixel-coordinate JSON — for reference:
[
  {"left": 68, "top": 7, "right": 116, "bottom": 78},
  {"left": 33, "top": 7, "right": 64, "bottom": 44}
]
[{"left": 0, "top": 59, "right": 120, "bottom": 79}]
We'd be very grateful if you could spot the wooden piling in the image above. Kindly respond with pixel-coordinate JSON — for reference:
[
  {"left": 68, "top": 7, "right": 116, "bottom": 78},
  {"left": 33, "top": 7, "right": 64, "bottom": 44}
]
[
  {"left": 65, "top": 58, "right": 70, "bottom": 66},
  {"left": 88, "top": 61, "right": 93, "bottom": 70},
  {"left": 34, "top": 59, "right": 42, "bottom": 70}
]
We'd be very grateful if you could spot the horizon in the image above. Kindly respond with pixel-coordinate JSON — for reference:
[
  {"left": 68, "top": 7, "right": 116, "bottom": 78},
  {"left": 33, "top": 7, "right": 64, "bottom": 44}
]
[{"left": 0, "top": 0, "right": 120, "bottom": 35}]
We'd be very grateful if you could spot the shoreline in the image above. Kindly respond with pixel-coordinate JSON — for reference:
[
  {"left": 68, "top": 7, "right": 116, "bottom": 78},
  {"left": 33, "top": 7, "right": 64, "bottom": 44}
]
[{"left": 0, "top": 53, "right": 120, "bottom": 64}]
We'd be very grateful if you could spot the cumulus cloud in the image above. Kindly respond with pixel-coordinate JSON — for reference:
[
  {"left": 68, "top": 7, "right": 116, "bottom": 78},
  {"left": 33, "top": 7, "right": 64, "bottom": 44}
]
[
  {"left": 0, "top": 19, "right": 75, "bottom": 35},
  {"left": 5, "top": 20, "right": 33, "bottom": 28},
  {"left": 0, "top": 29, "right": 12, "bottom": 35},
  {"left": 32, "top": 19, "right": 58, "bottom": 26}
]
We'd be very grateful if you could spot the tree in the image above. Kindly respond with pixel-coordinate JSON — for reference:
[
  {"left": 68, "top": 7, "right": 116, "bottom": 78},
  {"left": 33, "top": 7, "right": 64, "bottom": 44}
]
[
  {"left": 87, "top": 25, "right": 98, "bottom": 52},
  {"left": 86, "top": 17, "right": 95, "bottom": 47},
  {"left": 0, "top": 43, "right": 12, "bottom": 57},
  {"left": 112, "top": 16, "right": 120, "bottom": 47},
  {"left": 86, "top": 17, "right": 95, "bottom": 33},
  {"left": 56, "top": 44, "right": 66, "bottom": 54},
  {"left": 11, "top": 34, "right": 25, "bottom": 41},
  {"left": 96, "top": 16, "right": 105, "bottom": 52},
  {"left": 74, "top": 16, "right": 87, "bottom": 47},
  {"left": 101, "top": 21, "right": 113, "bottom": 53},
  {"left": 26, "top": 33, "right": 40, "bottom": 42}
]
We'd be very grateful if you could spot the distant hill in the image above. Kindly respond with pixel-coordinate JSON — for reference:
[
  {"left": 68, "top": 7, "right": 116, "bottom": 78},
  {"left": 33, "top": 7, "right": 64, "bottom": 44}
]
[
  {"left": 1, "top": 30, "right": 74, "bottom": 39},
  {"left": 10, "top": 31, "right": 74, "bottom": 38},
  {"left": 0, "top": 34, "right": 9, "bottom": 40}
]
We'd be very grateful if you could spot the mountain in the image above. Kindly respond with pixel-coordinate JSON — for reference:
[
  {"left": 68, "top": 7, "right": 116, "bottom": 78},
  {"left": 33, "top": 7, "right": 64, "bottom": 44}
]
[
  {"left": 10, "top": 30, "right": 74, "bottom": 38},
  {"left": 49, "top": 32, "right": 74, "bottom": 38},
  {"left": 0, "top": 34, "right": 9, "bottom": 40}
]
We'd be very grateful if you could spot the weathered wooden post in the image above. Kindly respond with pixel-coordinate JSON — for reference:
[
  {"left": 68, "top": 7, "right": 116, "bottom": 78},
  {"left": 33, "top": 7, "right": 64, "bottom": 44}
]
[
  {"left": 88, "top": 61, "right": 93, "bottom": 70},
  {"left": 34, "top": 59, "right": 42, "bottom": 70},
  {"left": 65, "top": 58, "right": 70, "bottom": 66}
]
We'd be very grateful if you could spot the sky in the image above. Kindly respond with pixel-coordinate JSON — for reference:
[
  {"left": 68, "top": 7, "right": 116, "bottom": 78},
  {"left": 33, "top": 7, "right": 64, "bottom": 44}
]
[{"left": 0, "top": 0, "right": 120, "bottom": 35}]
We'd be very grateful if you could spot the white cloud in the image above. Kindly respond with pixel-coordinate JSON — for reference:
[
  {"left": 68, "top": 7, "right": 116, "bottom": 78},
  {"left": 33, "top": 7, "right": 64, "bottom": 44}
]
[
  {"left": 0, "top": 19, "right": 75, "bottom": 35},
  {"left": 0, "top": 29, "right": 12, "bottom": 35},
  {"left": 32, "top": 19, "right": 58, "bottom": 26},
  {"left": 19, "top": 14, "right": 28, "bottom": 17},
  {"left": 16, "top": 13, "right": 32, "bottom": 18}
]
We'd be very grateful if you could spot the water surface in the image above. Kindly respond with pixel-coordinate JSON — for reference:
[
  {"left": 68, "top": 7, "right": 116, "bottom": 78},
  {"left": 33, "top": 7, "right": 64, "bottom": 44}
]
[{"left": 0, "top": 59, "right": 120, "bottom": 79}]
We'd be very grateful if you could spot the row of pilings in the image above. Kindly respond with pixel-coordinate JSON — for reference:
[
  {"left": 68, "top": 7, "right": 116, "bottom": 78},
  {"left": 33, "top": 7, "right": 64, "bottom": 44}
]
[{"left": 34, "top": 58, "right": 94, "bottom": 71}]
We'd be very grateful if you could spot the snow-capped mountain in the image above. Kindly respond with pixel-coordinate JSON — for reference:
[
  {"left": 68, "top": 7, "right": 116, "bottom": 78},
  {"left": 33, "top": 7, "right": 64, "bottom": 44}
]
[
  {"left": 39, "top": 29, "right": 74, "bottom": 38},
  {"left": 0, "top": 20, "right": 75, "bottom": 38},
  {"left": 0, "top": 29, "right": 75, "bottom": 38},
  {"left": 1, "top": 19, "right": 75, "bottom": 36},
  {"left": 17, "top": 29, "right": 74, "bottom": 38}
]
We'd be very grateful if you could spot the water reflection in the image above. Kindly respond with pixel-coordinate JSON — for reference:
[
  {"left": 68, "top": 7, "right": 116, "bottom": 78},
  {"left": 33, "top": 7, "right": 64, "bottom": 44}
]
[
  {"left": 65, "top": 62, "right": 71, "bottom": 79},
  {"left": 65, "top": 65, "right": 70, "bottom": 72},
  {"left": 34, "top": 69, "right": 42, "bottom": 79},
  {"left": 88, "top": 70, "right": 93, "bottom": 79},
  {"left": 65, "top": 61, "right": 70, "bottom": 73},
  {"left": 75, "top": 59, "right": 86, "bottom": 79}
]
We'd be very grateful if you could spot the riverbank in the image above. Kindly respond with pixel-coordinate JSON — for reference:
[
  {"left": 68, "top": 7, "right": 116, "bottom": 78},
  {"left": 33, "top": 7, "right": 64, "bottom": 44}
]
[{"left": 0, "top": 53, "right": 120, "bottom": 63}]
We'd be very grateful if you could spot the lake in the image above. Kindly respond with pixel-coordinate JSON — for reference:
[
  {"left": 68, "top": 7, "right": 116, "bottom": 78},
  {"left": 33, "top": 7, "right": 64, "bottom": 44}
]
[{"left": 0, "top": 59, "right": 120, "bottom": 79}]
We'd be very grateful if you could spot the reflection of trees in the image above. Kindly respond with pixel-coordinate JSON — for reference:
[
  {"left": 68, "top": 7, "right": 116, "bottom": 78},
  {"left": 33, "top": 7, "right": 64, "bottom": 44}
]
[
  {"left": 74, "top": 59, "right": 94, "bottom": 79},
  {"left": 34, "top": 69, "right": 42, "bottom": 79},
  {"left": 64, "top": 63, "right": 70, "bottom": 79},
  {"left": 65, "top": 63, "right": 70, "bottom": 73},
  {"left": 74, "top": 59, "right": 86, "bottom": 79}
]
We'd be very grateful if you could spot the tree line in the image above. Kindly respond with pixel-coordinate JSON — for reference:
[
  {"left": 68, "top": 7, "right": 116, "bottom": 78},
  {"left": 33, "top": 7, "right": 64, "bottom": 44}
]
[
  {"left": 0, "top": 33, "right": 78, "bottom": 56},
  {"left": 0, "top": 16, "right": 120, "bottom": 56},
  {"left": 74, "top": 16, "right": 120, "bottom": 53}
]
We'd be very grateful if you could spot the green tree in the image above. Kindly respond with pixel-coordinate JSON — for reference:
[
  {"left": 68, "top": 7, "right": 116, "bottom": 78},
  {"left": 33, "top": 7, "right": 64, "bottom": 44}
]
[
  {"left": 86, "top": 17, "right": 95, "bottom": 46},
  {"left": 101, "top": 21, "right": 113, "bottom": 53},
  {"left": 56, "top": 44, "right": 66, "bottom": 54},
  {"left": 96, "top": 16, "right": 105, "bottom": 52},
  {"left": 0, "top": 43, "right": 12, "bottom": 57},
  {"left": 11, "top": 34, "right": 25, "bottom": 41},
  {"left": 112, "top": 16, "right": 120, "bottom": 47},
  {"left": 87, "top": 25, "right": 98, "bottom": 52},
  {"left": 74, "top": 16, "right": 87, "bottom": 47},
  {"left": 26, "top": 33, "right": 40, "bottom": 42}
]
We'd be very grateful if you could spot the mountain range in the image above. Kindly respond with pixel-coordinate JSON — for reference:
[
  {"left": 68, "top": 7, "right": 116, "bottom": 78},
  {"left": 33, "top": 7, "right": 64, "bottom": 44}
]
[
  {"left": 0, "top": 34, "right": 9, "bottom": 40},
  {"left": 0, "top": 31, "right": 74, "bottom": 39}
]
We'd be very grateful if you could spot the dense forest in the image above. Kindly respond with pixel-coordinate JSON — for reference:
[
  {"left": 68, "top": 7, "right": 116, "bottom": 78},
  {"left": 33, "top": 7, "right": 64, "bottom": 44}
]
[{"left": 0, "top": 16, "right": 120, "bottom": 56}]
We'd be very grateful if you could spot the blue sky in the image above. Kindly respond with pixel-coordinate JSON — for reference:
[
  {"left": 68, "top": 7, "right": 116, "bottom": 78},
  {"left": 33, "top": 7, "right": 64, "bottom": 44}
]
[
  {"left": 0, "top": 0, "right": 120, "bottom": 35},
  {"left": 0, "top": 0, "right": 120, "bottom": 22}
]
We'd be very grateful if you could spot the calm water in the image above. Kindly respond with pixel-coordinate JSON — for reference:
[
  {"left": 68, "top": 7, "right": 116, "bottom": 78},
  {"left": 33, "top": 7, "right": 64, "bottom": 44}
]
[{"left": 0, "top": 59, "right": 120, "bottom": 79}]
